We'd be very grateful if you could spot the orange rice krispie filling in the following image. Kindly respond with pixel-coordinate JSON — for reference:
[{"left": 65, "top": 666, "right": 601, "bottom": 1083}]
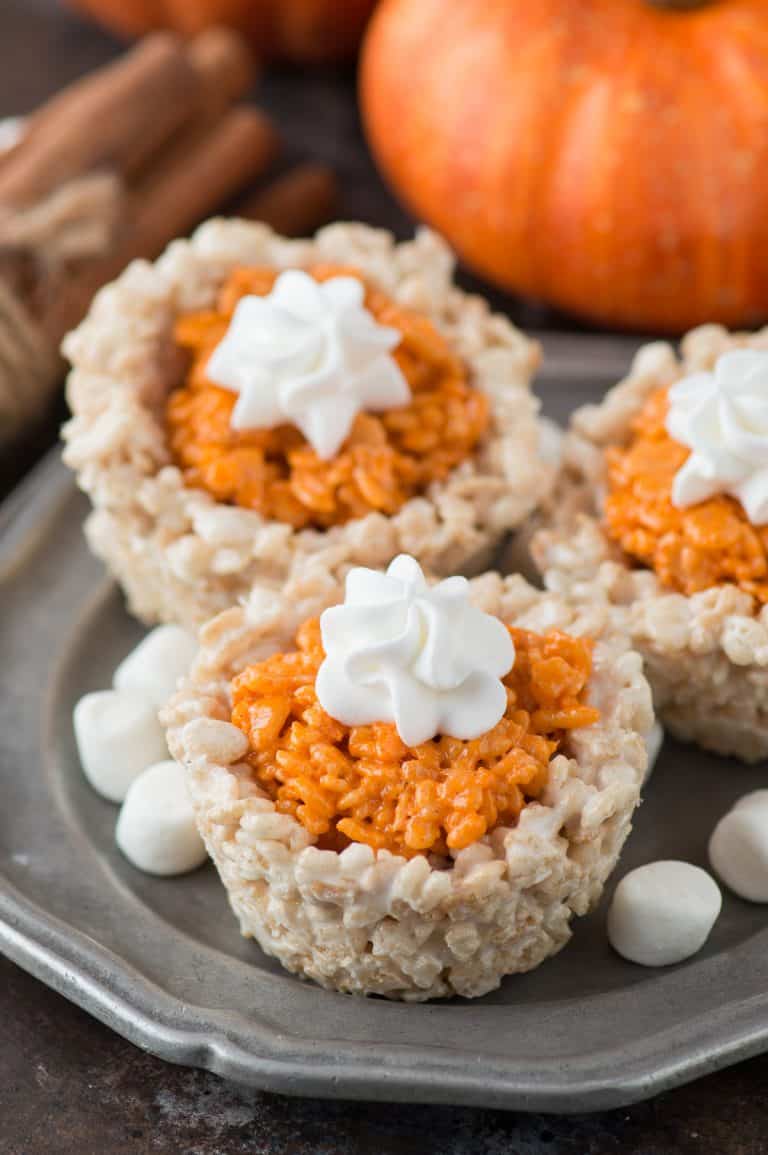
[
  {"left": 230, "top": 618, "right": 599, "bottom": 859},
  {"left": 166, "top": 266, "right": 489, "bottom": 529},
  {"left": 605, "top": 387, "right": 768, "bottom": 603}
]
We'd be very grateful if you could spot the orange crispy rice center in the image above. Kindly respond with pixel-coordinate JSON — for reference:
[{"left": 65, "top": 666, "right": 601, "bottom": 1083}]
[
  {"left": 166, "top": 265, "right": 489, "bottom": 529},
  {"left": 230, "top": 618, "right": 599, "bottom": 859},
  {"left": 604, "top": 387, "right": 768, "bottom": 603}
]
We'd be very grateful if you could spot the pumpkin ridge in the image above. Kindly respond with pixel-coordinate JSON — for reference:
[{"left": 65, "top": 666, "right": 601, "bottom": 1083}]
[{"left": 361, "top": 0, "right": 768, "bottom": 331}]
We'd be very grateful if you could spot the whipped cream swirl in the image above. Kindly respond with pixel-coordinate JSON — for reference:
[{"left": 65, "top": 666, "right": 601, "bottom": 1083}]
[
  {"left": 666, "top": 350, "right": 768, "bottom": 525},
  {"left": 206, "top": 269, "right": 411, "bottom": 460},
  {"left": 316, "top": 555, "right": 515, "bottom": 747}
]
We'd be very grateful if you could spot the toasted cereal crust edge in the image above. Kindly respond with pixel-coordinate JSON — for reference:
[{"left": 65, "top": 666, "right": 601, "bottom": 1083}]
[
  {"left": 532, "top": 326, "right": 768, "bottom": 763},
  {"left": 62, "top": 220, "right": 555, "bottom": 630},
  {"left": 163, "top": 571, "right": 652, "bottom": 1000}
]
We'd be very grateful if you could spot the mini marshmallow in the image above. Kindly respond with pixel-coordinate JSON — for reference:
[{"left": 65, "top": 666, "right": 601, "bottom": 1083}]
[
  {"left": 732, "top": 790, "right": 768, "bottom": 817},
  {"left": 113, "top": 625, "right": 198, "bottom": 709},
  {"left": 116, "top": 760, "right": 207, "bottom": 876},
  {"left": 643, "top": 721, "right": 664, "bottom": 785},
  {"left": 74, "top": 690, "right": 168, "bottom": 803},
  {"left": 607, "top": 861, "right": 721, "bottom": 967},
  {"left": 709, "top": 799, "right": 768, "bottom": 903}
]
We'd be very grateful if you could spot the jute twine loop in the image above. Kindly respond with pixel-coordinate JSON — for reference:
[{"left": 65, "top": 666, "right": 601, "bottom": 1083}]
[
  {"left": 0, "top": 279, "right": 60, "bottom": 441},
  {"left": 0, "top": 171, "right": 123, "bottom": 446}
]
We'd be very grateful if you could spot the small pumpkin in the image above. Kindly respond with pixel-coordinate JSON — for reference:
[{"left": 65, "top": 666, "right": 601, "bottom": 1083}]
[
  {"left": 361, "top": 0, "right": 768, "bottom": 333},
  {"left": 69, "top": 0, "right": 378, "bottom": 62}
]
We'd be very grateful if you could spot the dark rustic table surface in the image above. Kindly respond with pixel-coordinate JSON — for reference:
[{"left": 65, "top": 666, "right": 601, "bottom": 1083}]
[{"left": 2, "top": 3, "right": 768, "bottom": 1153}]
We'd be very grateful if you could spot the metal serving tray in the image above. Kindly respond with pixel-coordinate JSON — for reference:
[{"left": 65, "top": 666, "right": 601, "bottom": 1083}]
[{"left": 2, "top": 351, "right": 767, "bottom": 1112}]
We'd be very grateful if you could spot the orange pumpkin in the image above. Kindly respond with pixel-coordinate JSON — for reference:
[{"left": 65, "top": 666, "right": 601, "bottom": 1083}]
[
  {"left": 361, "top": 0, "right": 768, "bottom": 333},
  {"left": 69, "top": 0, "right": 378, "bottom": 61}
]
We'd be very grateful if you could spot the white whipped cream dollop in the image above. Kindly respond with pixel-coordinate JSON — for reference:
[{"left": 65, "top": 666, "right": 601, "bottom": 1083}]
[
  {"left": 315, "top": 555, "right": 515, "bottom": 747},
  {"left": 206, "top": 269, "right": 411, "bottom": 460},
  {"left": 666, "top": 350, "right": 768, "bottom": 524}
]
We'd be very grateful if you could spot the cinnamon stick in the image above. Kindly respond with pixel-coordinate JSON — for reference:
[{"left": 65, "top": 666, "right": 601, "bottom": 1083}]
[
  {"left": 42, "top": 106, "right": 280, "bottom": 345},
  {"left": 20, "top": 27, "right": 255, "bottom": 158},
  {"left": 124, "top": 28, "right": 260, "bottom": 195},
  {"left": 187, "top": 26, "right": 258, "bottom": 114},
  {"left": 128, "top": 105, "right": 279, "bottom": 256},
  {"left": 0, "top": 34, "right": 200, "bottom": 208},
  {"left": 240, "top": 163, "right": 338, "bottom": 236}
]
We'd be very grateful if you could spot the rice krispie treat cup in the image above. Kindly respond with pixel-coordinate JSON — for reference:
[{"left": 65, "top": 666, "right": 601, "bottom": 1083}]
[
  {"left": 62, "top": 220, "right": 555, "bottom": 630},
  {"left": 533, "top": 326, "right": 768, "bottom": 763},
  {"left": 163, "top": 556, "right": 652, "bottom": 1000}
]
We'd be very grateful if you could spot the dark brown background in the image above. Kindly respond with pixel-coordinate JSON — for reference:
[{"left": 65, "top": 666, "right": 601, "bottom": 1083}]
[{"left": 2, "top": 2, "right": 768, "bottom": 1152}]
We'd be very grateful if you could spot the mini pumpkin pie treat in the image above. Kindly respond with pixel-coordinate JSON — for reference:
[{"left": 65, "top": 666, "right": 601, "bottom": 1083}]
[
  {"left": 62, "top": 220, "right": 555, "bottom": 630},
  {"left": 533, "top": 327, "right": 768, "bottom": 763},
  {"left": 163, "top": 554, "right": 652, "bottom": 999}
]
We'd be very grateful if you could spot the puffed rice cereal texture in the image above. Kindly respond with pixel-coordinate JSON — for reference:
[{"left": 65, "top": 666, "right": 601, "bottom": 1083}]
[
  {"left": 163, "top": 570, "right": 652, "bottom": 1000},
  {"left": 62, "top": 220, "right": 555, "bottom": 630},
  {"left": 532, "top": 325, "right": 768, "bottom": 763}
]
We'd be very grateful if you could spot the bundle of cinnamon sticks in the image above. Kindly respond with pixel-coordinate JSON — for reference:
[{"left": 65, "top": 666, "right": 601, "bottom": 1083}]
[{"left": 0, "top": 28, "right": 337, "bottom": 447}]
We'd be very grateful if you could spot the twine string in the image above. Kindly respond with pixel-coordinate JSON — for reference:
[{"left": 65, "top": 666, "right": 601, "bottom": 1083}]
[{"left": 0, "top": 170, "right": 123, "bottom": 445}]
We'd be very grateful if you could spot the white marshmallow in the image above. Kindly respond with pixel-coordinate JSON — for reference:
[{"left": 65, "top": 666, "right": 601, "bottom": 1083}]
[
  {"left": 709, "top": 804, "right": 768, "bottom": 902},
  {"left": 643, "top": 721, "right": 664, "bottom": 785},
  {"left": 74, "top": 690, "right": 168, "bottom": 803},
  {"left": 116, "top": 760, "right": 207, "bottom": 877},
  {"left": 731, "top": 789, "right": 768, "bottom": 817},
  {"left": 607, "top": 861, "right": 722, "bottom": 967},
  {"left": 113, "top": 625, "right": 198, "bottom": 709}
]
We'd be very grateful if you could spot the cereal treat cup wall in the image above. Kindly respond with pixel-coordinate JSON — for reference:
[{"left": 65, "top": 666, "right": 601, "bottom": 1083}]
[
  {"left": 533, "top": 326, "right": 768, "bottom": 763},
  {"left": 163, "top": 572, "right": 652, "bottom": 1001},
  {"left": 62, "top": 221, "right": 555, "bottom": 630}
]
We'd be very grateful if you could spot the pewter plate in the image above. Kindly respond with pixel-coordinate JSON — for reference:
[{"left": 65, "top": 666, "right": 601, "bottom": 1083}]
[{"left": 2, "top": 351, "right": 768, "bottom": 1113}]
